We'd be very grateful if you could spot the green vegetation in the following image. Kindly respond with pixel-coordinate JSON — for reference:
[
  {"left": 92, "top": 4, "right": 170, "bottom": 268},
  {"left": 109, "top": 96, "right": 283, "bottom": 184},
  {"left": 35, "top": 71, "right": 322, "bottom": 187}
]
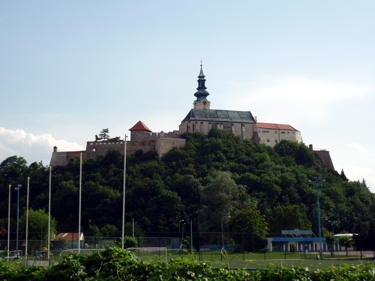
[
  {"left": 1, "top": 128, "right": 374, "bottom": 251},
  {"left": 1, "top": 247, "right": 375, "bottom": 280}
]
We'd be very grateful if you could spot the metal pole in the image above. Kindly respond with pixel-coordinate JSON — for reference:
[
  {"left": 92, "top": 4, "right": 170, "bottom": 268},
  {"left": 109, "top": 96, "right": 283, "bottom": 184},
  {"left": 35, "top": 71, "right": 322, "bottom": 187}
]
[
  {"left": 25, "top": 177, "right": 30, "bottom": 265},
  {"left": 132, "top": 218, "right": 134, "bottom": 238},
  {"left": 316, "top": 179, "right": 323, "bottom": 259},
  {"left": 7, "top": 185, "right": 11, "bottom": 259},
  {"left": 48, "top": 167, "right": 51, "bottom": 259},
  {"left": 190, "top": 220, "right": 193, "bottom": 253},
  {"left": 78, "top": 153, "right": 82, "bottom": 253},
  {"left": 15, "top": 184, "right": 21, "bottom": 256},
  {"left": 122, "top": 135, "right": 127, "bottom": 249},
  {"left": 221, "top": 217, "right": 224, "bottom": 249}
]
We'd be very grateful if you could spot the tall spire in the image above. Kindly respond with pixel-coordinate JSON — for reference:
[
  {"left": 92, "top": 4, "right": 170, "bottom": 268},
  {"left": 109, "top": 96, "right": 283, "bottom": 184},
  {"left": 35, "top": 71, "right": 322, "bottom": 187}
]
[{"left": 194, "top": 62, "right": 210, "bottom": 101}]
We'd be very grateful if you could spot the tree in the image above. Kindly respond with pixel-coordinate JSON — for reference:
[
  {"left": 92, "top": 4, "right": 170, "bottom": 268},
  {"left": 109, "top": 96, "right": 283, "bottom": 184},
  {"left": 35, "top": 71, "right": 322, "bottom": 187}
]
[
  {"left": 267, "top": 205, "right": 312, "bottom": 234},
  {"left": 19, "top": 209, "right": 56, "bottom": 248},
  {"left": 101, "top": 224, "right": 118, "bottom": 237},
  {"left": 228, "top": 205, "right": 269, "bottom": 251},
  {"left": 324, "top": 231, "right": 336, "bottom": 257},
  {"left": 198, "top": 171, "right": 251, "bottom": 232},
  {"left": 340, "top": 169, "right": 348, "bottom": 181},
  {"left": 95, "top": 128, "right": 110, "bottom": 141},
  {"left": 339, "top": 235, "right": 355, "bottom": 256}
]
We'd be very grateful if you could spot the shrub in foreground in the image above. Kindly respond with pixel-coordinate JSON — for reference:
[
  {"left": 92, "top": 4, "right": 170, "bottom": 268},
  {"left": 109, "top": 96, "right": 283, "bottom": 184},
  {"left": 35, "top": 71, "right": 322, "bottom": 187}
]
[{"left": 1, "top": 247, "right": 375, "bottom": 280}]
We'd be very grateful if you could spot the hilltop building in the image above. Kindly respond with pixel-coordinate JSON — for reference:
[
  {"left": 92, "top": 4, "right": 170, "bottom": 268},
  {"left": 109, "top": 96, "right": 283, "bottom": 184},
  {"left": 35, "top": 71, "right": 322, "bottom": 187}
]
[{"left": 50, "top": 65, "right": 332, "bottom": 168}]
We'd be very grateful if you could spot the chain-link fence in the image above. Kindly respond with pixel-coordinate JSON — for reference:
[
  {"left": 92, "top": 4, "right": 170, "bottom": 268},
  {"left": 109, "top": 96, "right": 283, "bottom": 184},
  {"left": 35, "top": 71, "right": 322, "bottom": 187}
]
[{"left": 1, "top": 232, "right": 371, "bottom": 263}]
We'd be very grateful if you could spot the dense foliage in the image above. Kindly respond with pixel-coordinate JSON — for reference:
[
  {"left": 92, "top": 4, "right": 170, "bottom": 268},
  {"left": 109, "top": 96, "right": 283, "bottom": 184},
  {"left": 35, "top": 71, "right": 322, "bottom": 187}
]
[
  {"left": 2, "top": 247, "right": 375, "bottom": 280},
  {"left": 1, "top": 128, "right": 374, "bottom": 250}
]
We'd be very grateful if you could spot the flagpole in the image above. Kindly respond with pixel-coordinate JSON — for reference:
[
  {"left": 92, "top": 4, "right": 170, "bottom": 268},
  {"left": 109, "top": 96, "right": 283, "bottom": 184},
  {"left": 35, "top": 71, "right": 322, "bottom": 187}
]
[
  {"left": 48, "top": 167, "right": 51, "bottom": 259},
  {"left": 7, "top": 184, "right": 11, "bottom": 260},
  {"left": 78, "top": 153, "right": 82, "bottom": 253},
  {"left": 122, "top": 135, "right": 127, "bottom": 249},
  {"left": 25, "top": 177, "right": 30, "bottom": 265}
]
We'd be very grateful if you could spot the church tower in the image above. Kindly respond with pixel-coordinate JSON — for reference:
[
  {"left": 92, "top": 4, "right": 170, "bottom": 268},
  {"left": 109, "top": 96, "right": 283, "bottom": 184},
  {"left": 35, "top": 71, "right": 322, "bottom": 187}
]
[{"left": 193, "top": 63, "right": 211, "bottom": 109}]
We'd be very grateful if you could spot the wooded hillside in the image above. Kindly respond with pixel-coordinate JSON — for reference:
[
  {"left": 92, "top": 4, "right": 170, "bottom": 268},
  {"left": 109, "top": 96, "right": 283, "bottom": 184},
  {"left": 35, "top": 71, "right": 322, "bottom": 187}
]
[{"left": 1, "top": 128, "right": 374, "bottom": 250}]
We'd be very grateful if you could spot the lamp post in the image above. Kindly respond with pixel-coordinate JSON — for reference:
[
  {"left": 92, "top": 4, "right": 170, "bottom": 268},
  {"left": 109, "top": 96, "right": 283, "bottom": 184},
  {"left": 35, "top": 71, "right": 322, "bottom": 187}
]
[
  {"left": 309, "top": 177, "right": 324, "bottom": 259},
  {"left": 221, "top": 215, "right": 230, "bottom": 250},
  {"left": 179, "top": 220, "right": 184, "bottom": 234},
  {"left": 15, "top": 184, "right": 21, "bottom": 256}
]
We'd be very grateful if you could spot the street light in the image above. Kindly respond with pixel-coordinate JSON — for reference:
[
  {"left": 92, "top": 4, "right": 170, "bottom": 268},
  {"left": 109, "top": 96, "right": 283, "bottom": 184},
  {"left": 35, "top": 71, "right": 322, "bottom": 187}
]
[
  {"left": 179, "top": 220, "right": 184, "bottom": 234},
  {"left": 221, "top": 215, "right": 230, "bottom": 250},
  {"left": 309, "top": 177, "right": 325, "bottom": 259},
  {"left": 14, "top": 184, "right": 21, "bottom": 257}
]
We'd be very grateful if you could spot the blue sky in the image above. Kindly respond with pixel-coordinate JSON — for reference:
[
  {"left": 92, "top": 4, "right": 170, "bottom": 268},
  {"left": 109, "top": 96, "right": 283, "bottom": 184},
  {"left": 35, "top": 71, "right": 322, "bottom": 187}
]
[{"left": 1, "top": 1, "right": 374, "bottom": 191}]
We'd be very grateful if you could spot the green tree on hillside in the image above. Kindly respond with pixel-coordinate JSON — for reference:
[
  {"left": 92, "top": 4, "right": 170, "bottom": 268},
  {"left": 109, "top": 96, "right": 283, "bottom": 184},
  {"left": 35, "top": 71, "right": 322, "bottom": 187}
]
[
  {"left": 198, "top": 171, "right": 252, "bottom": 232},
  {"left": 19, "top": 209, "right": 56, "bottom": 248}
]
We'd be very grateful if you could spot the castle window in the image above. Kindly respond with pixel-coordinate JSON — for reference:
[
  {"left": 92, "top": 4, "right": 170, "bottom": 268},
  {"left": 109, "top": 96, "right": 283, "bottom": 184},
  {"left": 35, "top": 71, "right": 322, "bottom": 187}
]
[{"left": 92, "top": 149, "right": 96, "bottom": 152}]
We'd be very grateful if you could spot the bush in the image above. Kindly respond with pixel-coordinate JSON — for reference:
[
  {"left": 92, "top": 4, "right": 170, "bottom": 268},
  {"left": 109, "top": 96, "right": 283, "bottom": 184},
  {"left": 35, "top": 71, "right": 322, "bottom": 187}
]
[
  {"left": 123, "top": 236, "right": 138, "bottom": 248},
  {"left": 2, "top": 247, "right": 375, "bottom": 280}
]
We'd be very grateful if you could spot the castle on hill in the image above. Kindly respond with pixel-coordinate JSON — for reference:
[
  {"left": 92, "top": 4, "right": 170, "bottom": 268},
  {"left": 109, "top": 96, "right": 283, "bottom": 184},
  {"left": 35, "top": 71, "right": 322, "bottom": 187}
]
[{"left": 50, "top": 65, "right": 333, "bottom": 169}]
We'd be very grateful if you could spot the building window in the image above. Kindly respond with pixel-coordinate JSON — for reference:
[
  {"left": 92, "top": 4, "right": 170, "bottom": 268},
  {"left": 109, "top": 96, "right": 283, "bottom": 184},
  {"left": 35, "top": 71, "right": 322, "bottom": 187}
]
[
  {"left": 92, "top": 149, "right": 96, "bottom": 152},
  {"left": 267, "top": 138, "right": 270, "bottom": 142},
  {"left": 275, "top": 131, "right": 277, "bottom": 134},
  {"left": 262, "top": 130, "right": 269, "bottom": 133},
  {"left": 287, "top": 132, "right": 290, "bottom": 134},
  {"left": 275, "top": 140, "right": 278, "bottom": 143},
  {"left": 281, "top": 131, "right": 285, "bottom": 134}
]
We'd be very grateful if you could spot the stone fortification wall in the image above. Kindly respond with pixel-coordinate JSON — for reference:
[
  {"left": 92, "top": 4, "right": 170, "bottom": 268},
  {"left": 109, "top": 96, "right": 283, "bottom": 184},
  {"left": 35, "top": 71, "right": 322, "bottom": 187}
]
[
  {"left": 314, "top": 150, "right": 334, "bottom": 170},
  {"left": 84, "top": 131, "right": 184, "bottom": 161},
  {"left": 85, "top": 141, "right": 126, "bottom": 160},
  {"left": 309, "top": 144, "right": 334, "bottom": 170},
  {"left": 155, "top": 137, "right": 186, "bottom": 157},
  {"left": 50, "top": 151, "right": 85, "bottom": 166}
]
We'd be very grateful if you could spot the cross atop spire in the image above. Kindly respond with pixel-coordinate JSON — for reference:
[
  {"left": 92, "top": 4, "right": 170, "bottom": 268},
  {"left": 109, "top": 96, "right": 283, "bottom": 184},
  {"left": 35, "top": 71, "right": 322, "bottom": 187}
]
[{"left": 194, "top": 63, "right": 209, "bottom": 101}]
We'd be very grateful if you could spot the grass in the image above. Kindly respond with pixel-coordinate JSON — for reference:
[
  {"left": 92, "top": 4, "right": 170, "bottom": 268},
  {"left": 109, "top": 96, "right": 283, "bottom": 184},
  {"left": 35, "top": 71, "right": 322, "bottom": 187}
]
[{"left": 150, "top": 250, "right": 375, "bottom": 269}]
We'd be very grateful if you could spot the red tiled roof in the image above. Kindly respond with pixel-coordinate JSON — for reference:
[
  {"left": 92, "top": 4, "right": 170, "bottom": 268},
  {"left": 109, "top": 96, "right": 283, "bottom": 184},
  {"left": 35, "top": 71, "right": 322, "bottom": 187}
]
[
  {"left": 257, "top": 122, "right": 299, "bottom": 131},
  {"left": 129, "top": 121, "right": 152, "bottom": 132},
  {"left": 56, "top": 233, "right": 84, "bottom": 241}
]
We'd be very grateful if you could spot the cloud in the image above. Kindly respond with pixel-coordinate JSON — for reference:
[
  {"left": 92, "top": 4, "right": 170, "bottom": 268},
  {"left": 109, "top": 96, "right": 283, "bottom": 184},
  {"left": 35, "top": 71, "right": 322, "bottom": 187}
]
[
  {"left": 231, "top": 76, "right": 372, "bottom": 104},
  {"left": 347, "top": 143, "right": 366, "bottom": 153},
  {"left": 342, "top": 165, "right": 375, "bottom": 192},
  {"left": 0, "top": 127, "right": 84, "bottom": 165},
  {"left": 223, "top": 75, "right": 373, "bottom": 126}
]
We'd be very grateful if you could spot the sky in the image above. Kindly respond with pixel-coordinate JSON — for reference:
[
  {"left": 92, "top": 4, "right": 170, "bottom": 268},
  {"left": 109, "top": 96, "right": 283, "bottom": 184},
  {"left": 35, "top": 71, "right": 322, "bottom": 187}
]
[{"left": 1, "top": 1, "right": 374, "bottom": 191}]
